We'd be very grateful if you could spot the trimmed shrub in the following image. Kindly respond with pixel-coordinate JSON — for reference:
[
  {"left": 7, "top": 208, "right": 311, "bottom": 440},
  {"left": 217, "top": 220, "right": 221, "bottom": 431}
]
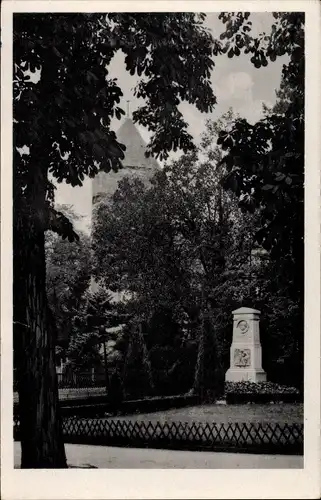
[{"left": 224, "top": 381, "right": 302, "bottom": 404}]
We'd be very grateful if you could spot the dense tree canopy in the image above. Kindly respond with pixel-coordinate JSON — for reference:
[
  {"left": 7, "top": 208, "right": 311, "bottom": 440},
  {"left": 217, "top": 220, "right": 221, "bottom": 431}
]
[
  {"left": 92, "top": 114, "right": 263, "bottom": 396},
  {"left": 65, "top": 288, "right": 126, "bottom": 371},
  {"left": 45, "top": 205, "right": 91, "bottom": 345}
]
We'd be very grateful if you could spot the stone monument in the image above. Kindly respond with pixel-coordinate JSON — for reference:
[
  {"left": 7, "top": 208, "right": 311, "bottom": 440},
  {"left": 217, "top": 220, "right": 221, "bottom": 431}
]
[{"left": 225, "top": 307, "right": 267, "bottom": 382}]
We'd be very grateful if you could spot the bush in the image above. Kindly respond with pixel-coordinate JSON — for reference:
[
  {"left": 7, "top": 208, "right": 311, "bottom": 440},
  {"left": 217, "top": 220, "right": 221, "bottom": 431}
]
[
  {"left": 225, "top": 381, "right": 300, "bottom": 395},
  {"left": 224, "top": 381, "right": 301, "bottom": 404}
]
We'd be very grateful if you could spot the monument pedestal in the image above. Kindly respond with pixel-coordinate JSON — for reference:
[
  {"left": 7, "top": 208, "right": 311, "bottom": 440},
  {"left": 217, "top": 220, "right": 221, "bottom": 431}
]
[
  {"left": 225, "top": 368, "right": 267, "bottom": 383},
  {"left": 225, "top": 307, "right": 267, "bottom": 383}
]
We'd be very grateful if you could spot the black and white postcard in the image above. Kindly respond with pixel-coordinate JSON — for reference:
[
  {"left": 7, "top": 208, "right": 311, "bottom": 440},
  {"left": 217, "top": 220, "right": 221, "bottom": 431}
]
[{"left": 1, "top": 1, "right": 320, "bottom": 499}]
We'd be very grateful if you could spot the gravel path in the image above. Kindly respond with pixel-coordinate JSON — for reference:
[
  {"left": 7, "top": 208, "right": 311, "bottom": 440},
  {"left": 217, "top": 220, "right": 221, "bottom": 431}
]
[{"left": 14, "top": 442, "right": 303, "bottom": 469}]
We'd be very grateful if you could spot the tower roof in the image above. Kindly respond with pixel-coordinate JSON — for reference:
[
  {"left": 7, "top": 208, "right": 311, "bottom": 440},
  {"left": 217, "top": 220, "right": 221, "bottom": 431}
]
[
  {"left": 92, "top": 118, "right": 159, "bottom": 202},
  {"left": 116, "top": 118, "right": 159, "bottom": 171}
]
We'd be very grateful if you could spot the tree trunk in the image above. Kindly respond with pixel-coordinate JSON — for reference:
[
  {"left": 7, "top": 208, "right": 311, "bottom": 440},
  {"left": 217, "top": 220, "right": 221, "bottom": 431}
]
[
  {"left": 123, "top": 319, "right": 154, "bottom": 399},
  {"left": 102, "top": 339, "right": 110, "bottom": 394},
  {"left": 137, "top": 322, "right": 155, "bottom": 392},
  {"left": 192, "top": 311, "right": 205, "bottom": 398},
  {"left": 206, "top": 303, "right": 225, "bottom": 397},
  {"left": 192, "top": 305, "right": 224, "bottom": 400},
  {"left": 13, "top": 169, "right": 67, "bottom": 468}
]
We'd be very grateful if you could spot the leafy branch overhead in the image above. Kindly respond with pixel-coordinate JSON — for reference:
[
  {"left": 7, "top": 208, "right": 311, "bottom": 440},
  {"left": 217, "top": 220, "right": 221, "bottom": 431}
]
[
  {"left": 14, "top": 13, "right": 217, "bottom": 188},
  {"left": 216, "top": 13, "right": 304, "bottom": 266},
  {"left": 48, "top": 207, "right": 79, "bottom": 242}
]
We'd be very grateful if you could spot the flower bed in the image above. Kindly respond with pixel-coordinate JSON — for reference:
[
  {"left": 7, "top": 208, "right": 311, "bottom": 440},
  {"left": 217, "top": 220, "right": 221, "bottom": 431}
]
[{"left": 224, "top": 382, "right": 302, "bottom": 404}]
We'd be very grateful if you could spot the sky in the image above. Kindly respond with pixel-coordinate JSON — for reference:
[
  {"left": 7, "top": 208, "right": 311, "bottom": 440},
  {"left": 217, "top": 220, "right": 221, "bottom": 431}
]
[{"left": 55, "top": 12, "right": 288, "bottom": 232}]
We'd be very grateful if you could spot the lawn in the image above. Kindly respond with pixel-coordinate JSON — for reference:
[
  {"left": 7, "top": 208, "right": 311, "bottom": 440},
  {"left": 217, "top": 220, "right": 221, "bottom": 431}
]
[{"left": 113, "top": 403, "right": 303, "bottom": 425}]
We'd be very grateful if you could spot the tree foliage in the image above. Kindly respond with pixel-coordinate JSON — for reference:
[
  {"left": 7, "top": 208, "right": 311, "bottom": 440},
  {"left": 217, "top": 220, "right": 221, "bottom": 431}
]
[
  {"left": 65, "top": 287, "right": 125, "bottom": 371},
  {"left": 217, "top": 13, "right": 304, "bottom": 287},
  {"left": 92, "top": 112, "right": 262, "bottom": 396},
  {"left": 45, "top": 206, "right": 91, "bottom": 345},
  {"left": 14, "top": 13, "right": 216, "bottom": 194}
]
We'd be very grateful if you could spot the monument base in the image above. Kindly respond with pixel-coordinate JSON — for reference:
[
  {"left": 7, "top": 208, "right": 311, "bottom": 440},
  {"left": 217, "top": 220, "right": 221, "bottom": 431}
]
[{"left": 225, "top": 368, "right": 267, "bottom": 383}]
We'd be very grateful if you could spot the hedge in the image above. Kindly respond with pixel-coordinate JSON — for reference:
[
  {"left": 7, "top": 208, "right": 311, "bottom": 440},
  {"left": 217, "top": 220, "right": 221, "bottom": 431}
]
[{"left": 224, "top": 381, "right": 302, "bottom": 404}]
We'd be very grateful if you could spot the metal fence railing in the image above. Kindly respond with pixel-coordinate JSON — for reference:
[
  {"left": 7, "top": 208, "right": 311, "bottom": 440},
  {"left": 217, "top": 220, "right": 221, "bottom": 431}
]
[
  {"left": 13, "top": 416, "right": 303, "bottom": 455},
  {"left": 56, "top": 373, "right": 107, "bottom": 389},
  {"left": 13, "top": 372, "right": 107, "bottom": 391}
]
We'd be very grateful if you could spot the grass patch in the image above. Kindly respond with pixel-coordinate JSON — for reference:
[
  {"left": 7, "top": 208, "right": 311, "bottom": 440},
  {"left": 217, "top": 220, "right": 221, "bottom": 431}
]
[{"left": 112, "top": 403, "right": 303, "bottom": 425}]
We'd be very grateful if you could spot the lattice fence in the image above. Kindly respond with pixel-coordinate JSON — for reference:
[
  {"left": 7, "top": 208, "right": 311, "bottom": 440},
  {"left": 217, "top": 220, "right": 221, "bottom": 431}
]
[
  {"left": 57, "top": 373, "right": 107, "bottom": 389},
  {"left": 13, "top": 415, "right": 303, "bottom": 455}
]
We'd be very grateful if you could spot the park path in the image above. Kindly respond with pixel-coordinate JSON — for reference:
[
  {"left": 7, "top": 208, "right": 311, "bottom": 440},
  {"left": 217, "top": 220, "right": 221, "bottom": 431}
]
[{"left": 14, "top": 442, "right": 303, "bottom": 469}]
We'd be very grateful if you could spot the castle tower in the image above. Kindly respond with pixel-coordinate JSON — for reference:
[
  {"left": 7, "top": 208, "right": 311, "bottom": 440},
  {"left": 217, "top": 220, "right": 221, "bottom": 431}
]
[
  {"left": 92, "top": 118, "right": 159, "bottom": 205},
  {"left": 91, "top": 118, "right": 159, "bottom": 297}
]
